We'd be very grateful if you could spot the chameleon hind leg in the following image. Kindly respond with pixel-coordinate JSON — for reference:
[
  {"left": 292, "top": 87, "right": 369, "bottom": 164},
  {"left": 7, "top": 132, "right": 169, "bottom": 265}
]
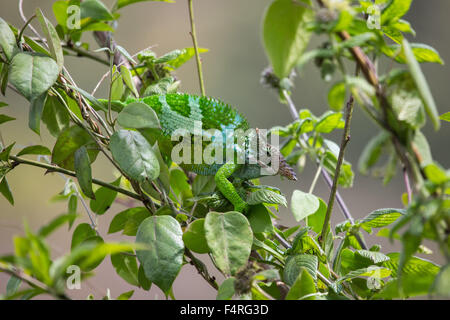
[{"left": 214, "top": 162, "right": 249, "bottom": 213}]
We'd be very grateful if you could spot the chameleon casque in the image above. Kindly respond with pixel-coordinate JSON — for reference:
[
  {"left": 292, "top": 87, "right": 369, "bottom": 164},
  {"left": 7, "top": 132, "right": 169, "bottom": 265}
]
[{"left": 117, "top": 93, "right": 297, "bottom": 213}]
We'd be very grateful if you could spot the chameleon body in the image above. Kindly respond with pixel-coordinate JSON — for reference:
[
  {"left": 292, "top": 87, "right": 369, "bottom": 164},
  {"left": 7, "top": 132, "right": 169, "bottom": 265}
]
[{"left": 119, "top": 93, "right": 297, "bottom": 213}]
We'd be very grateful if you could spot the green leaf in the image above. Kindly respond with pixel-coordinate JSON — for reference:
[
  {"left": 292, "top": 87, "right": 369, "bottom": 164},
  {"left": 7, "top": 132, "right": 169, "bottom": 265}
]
[
  {"left": 0, "top": 177, "right": 14, "bottom": 205},
  {"left": 182, "top": 218, "right": 209, "bottom": 254},
  {"left": 412, "top": 130, "right": 433, "bottom": 167},
  {"left": 6, "top": 276, "right": 21, "bottom": 297},
  {"left": 71, "top": 223, "right": 97, "bottom": 250},
  {"left": 328, "top": 81, "right": 346, "bottom": 111},
  {"left": 216, "top": 277, "right": 235, "bottom": 300},
  {"left": 138, "top": 264, "right": 152, "bottom": 290},
  {"left": 204, "top": 211, "right": 253, "bottom": 276},
  {"left": 120, "top": 66, "right": 139, "bottom": 97},
  {"left": 0, "top": 114, "right": 15, "bottom": 125},
  {"left": 0, "top": 18, "right": 19, "bottom": 60},
  {"left": 315, "top": 111, "right": 344, "bottom": 133},
  {"left": 307, "top": 198, "right": 327, "bottom": 235},
  {"left": 263, "top": 0, "right": 314, "bottom": 78},
  {"left": 358, "top": 131, "right": 390, "bottom": 175},
  {"left": 42, "top": 94, "right": 70, "bottom": 137},
  {"left": 16, "top": 145, "right": 51, "bottom": 157},
  {"left": 117, "top": 0, "right": 174, "bottom": 10},
  {"left": 108, "top": 207, "right": 150, "bottom": 236},
  {"left": 38, "top": 213, "right": 78, "bottom": 238},
  {"left": 381, "top": 0, "right": 412, "bottom": 25},
  {"left": 383, "top": 43, "right": 443, "bottom": 64},
  {"left": 29, "top": 93, "right": 48, "bottom": 135},
  {"left": 283, "top": 254, "right": 318, "bottom": 286},
  {"left": 36, "top": 8, "right": 64, "bottom": 71},
  {"left": 167, "top": 47, "right": 209, "bottom": 69},
  {"left": 355, "top": 250, "right": 390, "bottom": 264},
  {"left": 81, "top": 0, "right": 115, "bottom": 20},
  {"left": 90, "top": 177, "right": 121, "bottom": 215},
  {"left": 74, "top": 146, "right": 95, "bottom": 199},
  {"left": 136, "top": 215, "right": 184, "bottom": 294},
  {"left": 431, "top": 263, "right": 450, "bottom": 298},
  {"left": 116, "top": 290, "right": 134, "bottom": 300},
  {"left": 8, "top": 52, "right": 59, "bottom": 101},
  {"left": 117, "top": 102, "right": 160, "bottom": 129},
  {"left": 52, "top": 125, "right": 99, "bottom": 170},
  {"left": 0, "top": 142, "right": 15, "bottom": 161},
  {"left": 111, "top": 252, "right": 139, "bottom": 286},
  {"left": 424, "top": 163, "right": 448, "bottom": 185},
  {"left": 285, "top": 268, "right": 317, "bottom": 300},
  {"left": 337, "top": 266, "right": 391, "bottom": 283},
  {"left": 247, "top": 189, "right": 287, "bottom": 207},
  {"left": 247, "top": 204, "right": 274, "bottom": 234},
  {"left": 360, "top": 208, "right": 405, "bottom": 229},
  {"left": 110, "top": 129, "right": 160, "bottom": 183},
  {"left": 291, "top": 190, "right": 319, "bottom": 222},
  {"left": 439, "top": 112, "right": 450, "bottom": 122},
  {"left": 403, "top": 38, "right": 440, "bottom": 130}
]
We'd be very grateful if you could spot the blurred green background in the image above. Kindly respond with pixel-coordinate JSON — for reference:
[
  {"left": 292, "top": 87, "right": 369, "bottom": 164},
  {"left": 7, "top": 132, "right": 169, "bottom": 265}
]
[{"left": 0, "top": 0, "right": 449, "bottom": 299}]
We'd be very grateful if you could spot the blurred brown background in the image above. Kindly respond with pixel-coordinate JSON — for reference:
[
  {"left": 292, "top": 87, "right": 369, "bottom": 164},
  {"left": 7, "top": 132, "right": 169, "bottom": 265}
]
[{"left": 0, "top": 0, "right": 449, "bottom": 299}]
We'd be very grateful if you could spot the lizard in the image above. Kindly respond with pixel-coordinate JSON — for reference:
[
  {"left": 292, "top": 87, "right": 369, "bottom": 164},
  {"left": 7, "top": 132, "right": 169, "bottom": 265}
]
[{"left": 113, "top": 93, "right": 297, "bottom": 213}]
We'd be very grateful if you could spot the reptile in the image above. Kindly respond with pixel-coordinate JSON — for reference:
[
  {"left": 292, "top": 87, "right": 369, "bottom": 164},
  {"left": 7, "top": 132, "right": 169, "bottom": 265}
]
[{"left": 113, "top": 93, "right": 297, "bottom": 213}]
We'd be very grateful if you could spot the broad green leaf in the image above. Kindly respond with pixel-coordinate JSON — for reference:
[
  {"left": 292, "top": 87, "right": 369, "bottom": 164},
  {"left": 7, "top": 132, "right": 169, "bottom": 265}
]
[
  {"left": 117, "top": 102, "right": 160, "bottom": 129},
  {"left": 117, "top": 0, "right": 174, "bottom": 10},
  {"left": 412, "top": 130, "right": 433, "bottom": 167},
  {"left": 16, "top": 145, "right": 51, "bottom": 157},
  {"left": 358, "top": 131, "right": 390, "bottom": 175},
  {"left": 216, "top": 277, "right": 235, "bottom": 300},
  {"left": 108, "top": 207, "right": 150, "bottom": 236},
  {"left": 355, "top": 250, "right": 390, "bottom": 264},
  {"left": 0, "top": 114, "right": 15, "bottom": 125},
  {"left": 381, "top": 0, "right": 412, "bottom": 25},
  {"left": 306, "top": 198, "right": 327, "bottom": 235},
  {"left": 431, "top": 263, "right": 450, "bottom": 298},
  {"left": 111, "top": 252, "right": 139, "bottom": 286},
  {"left": 0, "top": 177, "right": 14, "bottom": 205},
  {"left": 74, "top": 146, "right": 95, "bottom": 199},
  {"left": 169, "top": 169, "right": 193, "bottom": 203},
  {"left": 110, "top": 130, "right": 160, "bottom": 183},
  {"left": 315, "top": 111, "right": 344, "bottom": 133},
  {"left": 42, "top": 94, "right": 70, "bottom": 137},
  {"left": 328, "top": 81, "right": 346, "bottom": 111},
  {"left": 120, "top": 66, "right": 139, "bottom": 97},
  {"left": 71, "top": 223, "right": 97, "bottom": 250},
  {"left": 247, "top": 204, "right": 274, "bottom": 234},
  {"left": 291, "top": 190, "right": 319, "bottom": 222},
  {"left": 29, "top": 93, "right": 48, "bottom": 135},
  {"left": 285, "top": 268, "right": 316, "bottom": 300},
  {"left": 81, "top": 0, "right": 115, "bottom": 20},
  {"left": 36, "top": 8, "right": 64, "bottom": 71},
  {"left": 263, "top": 0, "right": 313, "bottom": 78},
  {"left": 9, "top": 53, "right": 59, "bottom": 101},
  {"left": 192, "top": 175, "right": 216, "bottom": 196},
  {"left": 337, "top": 266, "right": 391, "bottom": 283},
  {"left": 182, "top": 218, "right": 209, "bottom": 254},
  {"left": 283, "top": 254, "right": 318, "bottom": 286},
  {"left": 424, "top": 163, "right": 448, "bottom": 185},
  {"left": 89, "top": 177, "right": 121, "bottom": 215},
  {"left": 383, "top": 43, "right": 443, "bottom": 64},
  {"left": 403, "top": 39, "right": 440, "bottom": 130},
  {"left": 136, "top": 215, "right": 184, "bottom": 294},
  {"left": 167, "top": 47, "right": 209, "bottom": 69},
  {"left": 6, "top": 276, "right": 21, "bottom": 297},
  {"left": 0, "top": 18, "right": 18, "bottom": 60},
  {"left": 204, "top": 211, "right": 253, "bottom": 276},
  {"left": 247, "top": 189, "right": 287, "bottom": 207},
  {"left": 52, "top": 1, "right": 69, "bottom": 31},
  {"left": 138, "top": 264, "right": 152, "bottom": 290},
  {"left": 360, "top": 208, "right": 405, "bottom": 229},
  {"left": 80, "top": 242, "right": 142, "bottom": 272},
  {"left": 52, "top": 125, "right": 99, "bottom": 170},
  {"left": 439, "top": 112, "right": 450, "bottom": 122}
]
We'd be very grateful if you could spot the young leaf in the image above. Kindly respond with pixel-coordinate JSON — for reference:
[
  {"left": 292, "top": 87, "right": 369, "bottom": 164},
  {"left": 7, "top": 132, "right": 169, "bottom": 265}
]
[
  {"left": 328, "top": 81, "right": 346, "bottom": 111},
  {"left": 360, "top": 208, "right": 405, "bottom": 229},
  {"left": 90, "top": 177, "right": 121, "bottom": 215},
  {"left": 167, "top": 47, "right": 209, "bottom": 69},
  {"left": 291, "top": 190, "right": 319, "bottom": 222},
  {"left": 216, "top": 277, "right": 236, "bottom": 300},
  {"left": 381, "top": 0, "right": 412, "bottom": 25},
  {"left": 182, "top": 218, "right": 209, "bottom": 254},
  {"left": 285, "top": 268, "right": 316, "bottom": 300},
  {"left": 116, "top": 290, "right": 134, "bottom": 300},
  {"left": 36, "top": 8, "right": 64, "bottom": 71},
  {"left": 204, "top": 211, "right": 253, "bottom": 276},
  {"left": 403, "top": 39, "right": 440, "bottom": 130},
  {"left": 120, "top": 66, "right": 139, "bottom": 98},
  {"left": 136, "top": 215, "right": 184, "bottom": 295},
  {"left": 16, "top": 145, "right": 51, "bottom": 157},
  {"left": 74, "top": 146, "right": 95, "bottom": 199},
  {"left": 117, "top": 102, "right": 160, "bottom": 129},
  {"left": 440, "top": 112, "right": 450, "bottom": 122},
  {"left": 283, "top": 254, "right": 318, "bottom": 286},
  {"left": 263, "top": 0, "right": 314, "bottom": 78},
  {"left": 0, "top": 114, "right": 15, "bottom": 125},
  {"left": 110, "top": 130, "right": 160, "bottom": 183},
  {"left": 9, "top": 53, "right": 59, "bottom": 101},
  {"left": 0, "top": 18, "right": 19, "bottom": 60},
  {"left": 315, "top": 111, "right": 344, "bottom": 133}
]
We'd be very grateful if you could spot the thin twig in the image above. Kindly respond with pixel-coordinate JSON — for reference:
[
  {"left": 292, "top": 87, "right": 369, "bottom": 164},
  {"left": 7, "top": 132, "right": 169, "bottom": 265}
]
[
  {"left": 403, "top": 167, "right": 412, "bottom": 204},
  {"left": 320, "top": 96, "right": 355, "bottom": 243},
  {"left": 185, "top": 249, "right": 218, "bottom": 290},
  {"left": 187, "top": 0, "right": 206, "bottom": 96}
]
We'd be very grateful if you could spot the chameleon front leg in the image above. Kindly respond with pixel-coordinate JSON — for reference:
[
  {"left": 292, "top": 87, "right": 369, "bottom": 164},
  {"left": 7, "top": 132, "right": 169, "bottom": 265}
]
[{"left": 214, "top": 162, "right": 249, "bottom": 213}]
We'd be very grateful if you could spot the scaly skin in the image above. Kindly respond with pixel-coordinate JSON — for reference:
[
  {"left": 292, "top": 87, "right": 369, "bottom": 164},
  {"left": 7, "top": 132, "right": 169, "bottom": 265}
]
[{"left": 114, "top": 93, "right": 296, "bottom": 213}]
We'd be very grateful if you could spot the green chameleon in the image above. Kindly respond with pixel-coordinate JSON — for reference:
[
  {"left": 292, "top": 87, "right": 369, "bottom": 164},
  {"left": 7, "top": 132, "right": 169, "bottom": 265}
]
[{"left": 115, "top": 93, "right": 297, "bottom": 213}]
